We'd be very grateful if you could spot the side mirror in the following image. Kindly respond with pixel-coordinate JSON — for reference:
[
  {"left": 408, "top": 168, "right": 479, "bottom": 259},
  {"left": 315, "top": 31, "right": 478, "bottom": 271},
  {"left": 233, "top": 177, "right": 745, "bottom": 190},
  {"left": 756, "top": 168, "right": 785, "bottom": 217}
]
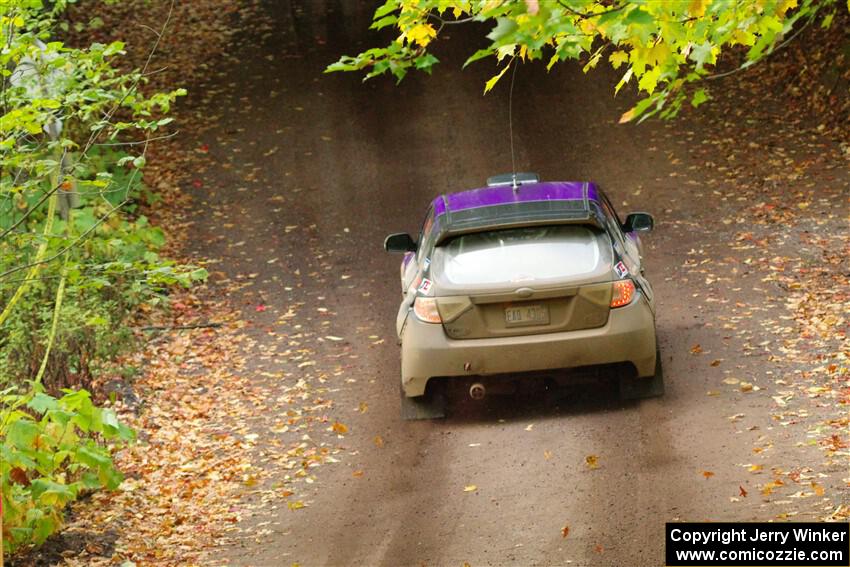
[
  {"left": 384, "top": 233, "right": 417, "bottom": 253},
  {"left": 623, "top": 212, "right": 654, "bottom": 233}
]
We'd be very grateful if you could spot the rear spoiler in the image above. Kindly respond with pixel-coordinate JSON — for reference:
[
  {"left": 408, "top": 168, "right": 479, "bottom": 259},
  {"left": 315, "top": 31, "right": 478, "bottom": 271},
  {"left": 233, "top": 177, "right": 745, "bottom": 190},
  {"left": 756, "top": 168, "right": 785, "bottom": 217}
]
[{"left": 435, "top": 191, "right": 600, "bottom": 246}]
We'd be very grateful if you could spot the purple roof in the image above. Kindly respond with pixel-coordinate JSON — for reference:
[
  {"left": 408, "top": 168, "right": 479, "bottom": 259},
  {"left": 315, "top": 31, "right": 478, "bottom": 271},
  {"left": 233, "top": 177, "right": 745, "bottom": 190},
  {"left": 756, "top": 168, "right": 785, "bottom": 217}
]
[{"left": 433, "top": 182, "right": 599, "bottom": 216}]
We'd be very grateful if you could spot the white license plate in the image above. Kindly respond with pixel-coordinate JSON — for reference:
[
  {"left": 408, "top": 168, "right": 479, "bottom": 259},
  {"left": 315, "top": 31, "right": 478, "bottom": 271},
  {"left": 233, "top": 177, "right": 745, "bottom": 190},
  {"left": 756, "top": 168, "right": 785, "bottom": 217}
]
[{"left": 505, "top": 304, "right": 549, "bottom": 327}]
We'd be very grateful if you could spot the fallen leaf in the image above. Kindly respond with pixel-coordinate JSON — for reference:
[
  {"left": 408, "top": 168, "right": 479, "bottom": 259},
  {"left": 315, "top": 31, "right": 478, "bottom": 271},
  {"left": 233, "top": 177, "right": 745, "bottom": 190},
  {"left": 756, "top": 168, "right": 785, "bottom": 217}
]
[
  {"left": 544, "top": 450, "right": 553, "bottom": 460},
  {"left": 331, "top": 422, "right": 348, "bottom": 434},
  {"left": 561, "top": 525, "right": 570, "bottom": 538},
  {"left": 702, "top": 470, "right": 715, "bottom": 479},
  {"left": 690, "top": 344, "right": 703, "bottom": 354},
  {"left": 739, "top": 485, "right": 748, "bottom": 497},
  {"left": 585, "top": 455, "right": 599, "bottom": 469},
  {"left": 352, "top": 470, "right": 364, "bottom": 478},
  {"left": 464, "top": 485, "right": 477, "bottom": 492}
]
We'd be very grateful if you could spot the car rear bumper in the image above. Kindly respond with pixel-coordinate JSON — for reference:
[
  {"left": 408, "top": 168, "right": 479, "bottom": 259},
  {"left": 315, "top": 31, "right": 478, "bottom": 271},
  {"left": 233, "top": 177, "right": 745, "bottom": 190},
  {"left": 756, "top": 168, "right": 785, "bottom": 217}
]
[{"left": 400, "top": 295, "right": 656, "bottom": 397}]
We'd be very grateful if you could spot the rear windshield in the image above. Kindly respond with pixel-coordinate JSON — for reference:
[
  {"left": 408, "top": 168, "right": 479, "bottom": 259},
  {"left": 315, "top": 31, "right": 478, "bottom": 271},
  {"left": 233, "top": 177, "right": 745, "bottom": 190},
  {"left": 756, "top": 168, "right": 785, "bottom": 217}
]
[{"left": 435, "top": 225, "right": 609, "bottom": 286}]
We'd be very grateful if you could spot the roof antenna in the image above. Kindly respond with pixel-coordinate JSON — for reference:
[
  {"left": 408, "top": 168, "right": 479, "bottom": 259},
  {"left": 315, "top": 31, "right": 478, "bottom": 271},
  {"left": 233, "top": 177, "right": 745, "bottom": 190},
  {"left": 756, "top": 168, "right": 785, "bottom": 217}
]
[{"left": 508, "top": 58, "right": 519, "bottom": 192}]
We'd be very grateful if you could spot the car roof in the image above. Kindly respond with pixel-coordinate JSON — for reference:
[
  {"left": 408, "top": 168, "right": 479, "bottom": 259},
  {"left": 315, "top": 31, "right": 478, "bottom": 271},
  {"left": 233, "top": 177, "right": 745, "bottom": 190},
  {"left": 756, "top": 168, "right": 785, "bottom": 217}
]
[{"left": 430, "top": 181, "right": 604, "bottom": 244}]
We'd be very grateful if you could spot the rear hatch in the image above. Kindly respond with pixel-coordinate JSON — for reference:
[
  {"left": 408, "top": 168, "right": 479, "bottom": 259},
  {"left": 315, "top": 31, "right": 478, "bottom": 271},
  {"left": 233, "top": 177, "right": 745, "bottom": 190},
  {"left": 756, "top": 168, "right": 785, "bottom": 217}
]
[{"left": 430, "top": 225, "right": 614, "bottom": 339}]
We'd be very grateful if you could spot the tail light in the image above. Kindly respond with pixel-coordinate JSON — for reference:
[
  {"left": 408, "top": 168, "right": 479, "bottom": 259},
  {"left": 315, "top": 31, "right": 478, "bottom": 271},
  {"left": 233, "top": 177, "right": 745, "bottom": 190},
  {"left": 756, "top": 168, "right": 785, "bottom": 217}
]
[
  {"left": 610, "top": 279, "right": 636, "bottom": 308},
  {"left": 413, "top": 297, "right": 442, "bottom": 323}
]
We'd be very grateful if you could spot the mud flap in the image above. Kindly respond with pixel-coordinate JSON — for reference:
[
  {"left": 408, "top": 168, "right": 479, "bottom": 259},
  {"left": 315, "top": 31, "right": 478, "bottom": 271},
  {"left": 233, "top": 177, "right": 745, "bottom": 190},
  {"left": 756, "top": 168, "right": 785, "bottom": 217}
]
[
  {"left": 400, "top": 383, "right": 446, "bottom": 420},
  {"left": 620, "top": 349, "right": 664, "bottom": 400}
]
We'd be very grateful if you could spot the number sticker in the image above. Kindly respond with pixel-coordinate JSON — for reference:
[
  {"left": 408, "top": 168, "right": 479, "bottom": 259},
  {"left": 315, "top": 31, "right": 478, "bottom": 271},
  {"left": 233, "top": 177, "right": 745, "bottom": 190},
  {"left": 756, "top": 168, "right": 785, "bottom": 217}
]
[
  {"left": 614, "top": 261, "right": 629, "bottom": 279},
  {"left": 418, "top": 278, "right": 432, "bottom": 294}
]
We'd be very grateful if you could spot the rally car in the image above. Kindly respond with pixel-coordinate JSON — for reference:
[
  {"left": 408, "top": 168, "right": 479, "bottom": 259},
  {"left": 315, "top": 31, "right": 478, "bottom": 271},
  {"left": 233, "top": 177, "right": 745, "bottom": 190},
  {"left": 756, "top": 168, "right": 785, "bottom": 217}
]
[{"left": 384, "top": 173, "right": 663, "bottom": 418}]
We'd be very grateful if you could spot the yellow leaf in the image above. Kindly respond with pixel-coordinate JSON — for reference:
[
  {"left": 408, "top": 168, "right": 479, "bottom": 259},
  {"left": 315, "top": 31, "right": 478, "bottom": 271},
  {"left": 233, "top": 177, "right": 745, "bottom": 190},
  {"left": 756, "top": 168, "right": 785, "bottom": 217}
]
[
  {"left": 777, "top": 0, "right": 797, "bottom": 14},
  {"left": 374, "top": 435, "right": 384, "bottom": 448},
  {"left": 812, "top": 482, "right": 825, "bottom": 496},
  {"left": 332, "top": 421, "right": 348, "bottom": 434},
  {"left": 637, "top": 66, "right": 661, "bottom": 93},
  {"left": 288, "top": 500, "right": 305, "bottom": 510},
  {"left": 464, "top": 484, "right": 478, "bottom": 492},
  {"left": 484, "top": 63, "right": 511, "bottom": 94},
  {"left": 615, "top": 68, "right": 633, "bottom": 95},
  {"left": 405, "top": 23, "right": 437, "bottom": 47},
  {"left": 497, "top": 44, "right": 516, "bottom": 61},
  {"left": 689, "top": 0, "right": 710, "bottom": 17},
  {"left": 609, "top": 51, "right": 629, "bottom": 69},
  {"left": 585, "top": 455, "right": 599, "bottom": 469}
]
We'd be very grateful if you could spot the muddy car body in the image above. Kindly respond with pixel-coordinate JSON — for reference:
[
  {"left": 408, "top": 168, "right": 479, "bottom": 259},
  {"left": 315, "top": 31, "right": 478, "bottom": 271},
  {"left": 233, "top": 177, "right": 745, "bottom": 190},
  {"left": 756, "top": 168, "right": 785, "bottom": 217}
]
[{"left": 385, "top": 175, "right": 662, "bottom": 415}]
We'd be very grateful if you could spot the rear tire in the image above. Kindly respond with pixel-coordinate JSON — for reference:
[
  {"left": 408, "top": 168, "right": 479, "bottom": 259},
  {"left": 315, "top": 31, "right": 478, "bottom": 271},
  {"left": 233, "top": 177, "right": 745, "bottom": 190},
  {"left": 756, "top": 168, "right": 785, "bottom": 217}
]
[
  {"left": 399, "top": 381, "right": 447, "bottom": 420},
  {"left": 620, "top": 348, "right": 664, "bottom": 400}
]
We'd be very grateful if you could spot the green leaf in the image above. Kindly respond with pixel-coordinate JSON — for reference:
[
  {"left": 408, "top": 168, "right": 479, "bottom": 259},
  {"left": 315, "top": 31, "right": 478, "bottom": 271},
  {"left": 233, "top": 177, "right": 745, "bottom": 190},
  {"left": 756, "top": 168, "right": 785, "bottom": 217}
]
[
  {"left": 464, "top": 48, "right": 494, "bottom": 68},
  {"left": 27, "top": 392, "right": 58, "bottom": 414},
  {"left": 7, "top": 419, "right": 39, "bottom": 450},
  {"left": 637, "top": 66, "right": 662, "bottom": 94},
  {"left": 373, "top": 0, "right": 399, "bottom": 19},
  {"left": 487, "top": 18, "right": 518, "bottom": 42},
  {"left": 414, "top": 53, "right": 439, "bottom": 73},
  {"left": 370, "top": 15, "right": 397, "bottom": 30},
  {"left": 691, "top": 88, "right": 709, "bottom": 107},
  {"left": 689, "top": 41, "right": 715, "bottom": 69}
]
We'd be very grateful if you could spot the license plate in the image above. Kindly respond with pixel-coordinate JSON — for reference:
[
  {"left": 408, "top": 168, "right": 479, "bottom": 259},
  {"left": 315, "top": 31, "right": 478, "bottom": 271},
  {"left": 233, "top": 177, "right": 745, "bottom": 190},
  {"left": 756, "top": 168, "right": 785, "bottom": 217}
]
[{"left": 504, "top": 304, "right": 549, "bottom": 327}]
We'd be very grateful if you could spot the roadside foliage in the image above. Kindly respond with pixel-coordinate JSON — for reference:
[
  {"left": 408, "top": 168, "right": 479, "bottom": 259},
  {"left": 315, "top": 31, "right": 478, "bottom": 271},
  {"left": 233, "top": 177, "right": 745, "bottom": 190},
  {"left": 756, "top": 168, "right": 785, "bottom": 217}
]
[
  {"left": 327, "top": 0, "right": 847, "bottom": 121},
  {"left": 0, "top": 1, "right": 203, "bottom": 552}
]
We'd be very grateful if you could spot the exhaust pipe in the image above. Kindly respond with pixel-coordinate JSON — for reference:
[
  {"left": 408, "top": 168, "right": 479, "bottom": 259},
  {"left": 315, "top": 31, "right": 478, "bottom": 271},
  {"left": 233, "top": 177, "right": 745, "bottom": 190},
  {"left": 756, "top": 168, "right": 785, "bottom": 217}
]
[{"left": 469, "top": 382, "right": 486, "bottom": 400}]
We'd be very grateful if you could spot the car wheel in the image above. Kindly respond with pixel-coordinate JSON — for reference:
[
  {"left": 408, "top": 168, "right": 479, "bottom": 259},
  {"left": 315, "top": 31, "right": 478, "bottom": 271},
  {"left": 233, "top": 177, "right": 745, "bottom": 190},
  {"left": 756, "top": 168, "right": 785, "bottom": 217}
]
[
  {"left": 619, "top": 347, "right": 664, "bottom": 400},
  {"left": 399, "top": 381, "right": 447, "bottom": 420}
]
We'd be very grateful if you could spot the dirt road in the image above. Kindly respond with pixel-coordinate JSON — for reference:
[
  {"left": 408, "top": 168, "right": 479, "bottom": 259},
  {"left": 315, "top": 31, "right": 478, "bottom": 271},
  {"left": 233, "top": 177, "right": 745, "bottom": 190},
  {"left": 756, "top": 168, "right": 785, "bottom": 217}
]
[{"left": 180, "top": 2, "right": 847, "bottom": 565}]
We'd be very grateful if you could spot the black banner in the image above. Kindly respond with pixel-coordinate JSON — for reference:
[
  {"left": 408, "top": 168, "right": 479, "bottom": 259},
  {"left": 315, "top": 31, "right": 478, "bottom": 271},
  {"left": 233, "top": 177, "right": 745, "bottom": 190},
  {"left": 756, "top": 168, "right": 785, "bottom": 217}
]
[{"left": 666, "top": 523, "right": 849, "bottom": 566}]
